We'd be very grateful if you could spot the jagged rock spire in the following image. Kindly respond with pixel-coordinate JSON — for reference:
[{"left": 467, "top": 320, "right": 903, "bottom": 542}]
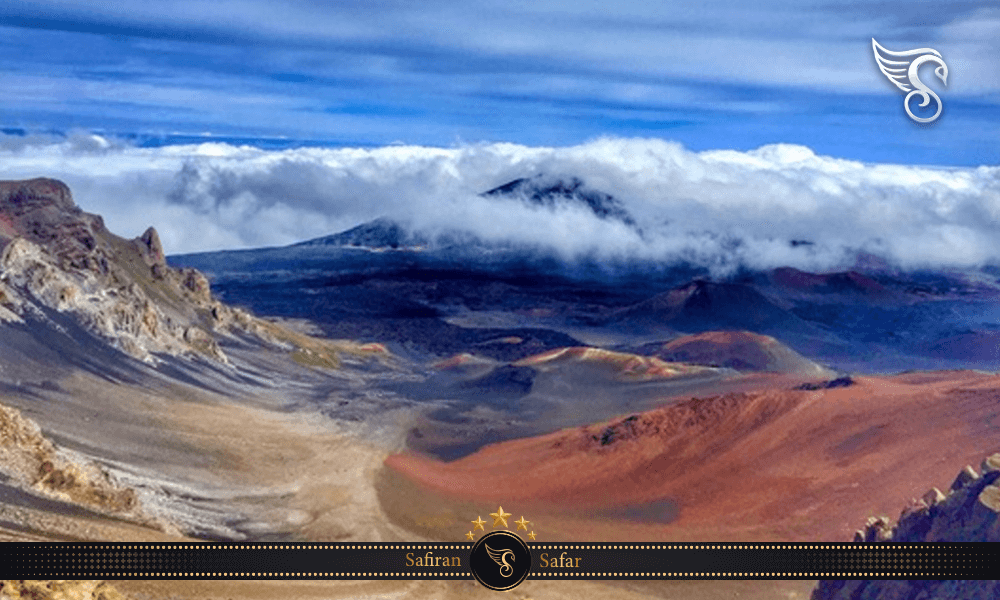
[{"left": 135, "top": 226, "right": 166, "bottom": 267}]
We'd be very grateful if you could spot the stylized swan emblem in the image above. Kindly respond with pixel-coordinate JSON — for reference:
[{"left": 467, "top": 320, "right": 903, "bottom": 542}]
[
  {"left": 485, "top": 544, "right": 515, "bottom": 577},
  {"left": 872, "top": 38, "right": 949, "bottom": 123}
]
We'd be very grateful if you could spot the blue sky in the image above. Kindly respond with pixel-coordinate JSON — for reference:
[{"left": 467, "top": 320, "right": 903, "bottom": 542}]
[{"left": 1, "top": 0, "right": 998, "bottom": 166}]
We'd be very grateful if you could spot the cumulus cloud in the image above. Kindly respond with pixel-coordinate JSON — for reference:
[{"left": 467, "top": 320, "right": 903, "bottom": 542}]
[{"left": 0, "top": 133, "right": 997, "bottom": 275}]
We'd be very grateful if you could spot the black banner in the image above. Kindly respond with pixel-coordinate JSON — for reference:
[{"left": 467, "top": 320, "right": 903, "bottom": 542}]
[{"left": 3, "top": 542, "right": 996, "bottom": 580}]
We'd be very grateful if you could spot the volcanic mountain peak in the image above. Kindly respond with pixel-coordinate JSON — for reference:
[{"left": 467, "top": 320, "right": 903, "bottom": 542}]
[
  {"left": 0, "top": 178, "right": 274, "bottom": 362},
  {"left": 296, "top": 175, "right": 635, "bottom": 250},
  {"left": 656, "top": 330, "right": 831, "bottom": 376},
  {"left": 482, "top": 174, "right": 637, "bottom": 227},
  {"left": 666, "top": 280, "right": 766, "bottom": 312},
  {"left": 295, "top": 216, "right": 428, "bottom": 249},
  {"left": 615, "top": 279, "right": 804, "bottom": 334}
]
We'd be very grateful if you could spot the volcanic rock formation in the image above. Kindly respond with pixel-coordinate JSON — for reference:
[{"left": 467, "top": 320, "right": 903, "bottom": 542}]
[
  {"left": 812, "top": 454, "right": 1000, "bottom": 600},
  {"left": 0, "top": 394, "right": 155, "bottom": 526},
  {"left": 0, "top": 178, "right": 272, "bottom": 362}
]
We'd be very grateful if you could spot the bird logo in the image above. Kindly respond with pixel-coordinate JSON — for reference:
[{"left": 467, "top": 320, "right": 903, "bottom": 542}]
[
  {"left": 872, "top": 38, "right": 949, "bottom": 123},
  {"left": 485, "top": 544, "right": 515, "bottom": 577}
]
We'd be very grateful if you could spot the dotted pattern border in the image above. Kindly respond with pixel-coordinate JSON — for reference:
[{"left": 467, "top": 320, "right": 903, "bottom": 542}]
[{"left": 5, "top": 542, "right": 991, "bottom": 579}]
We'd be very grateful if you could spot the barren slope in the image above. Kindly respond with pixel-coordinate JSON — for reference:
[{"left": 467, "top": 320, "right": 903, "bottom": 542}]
[
  {"left": 653, "top": 330, "right": 831, "bottom": 375},
  {"left": 386, "top": 371, "right": 1000, "bottom": 542}
]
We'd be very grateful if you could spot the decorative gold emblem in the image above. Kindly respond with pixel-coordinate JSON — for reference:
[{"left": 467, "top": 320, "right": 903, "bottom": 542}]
[
  {"left": 465, "top": 504, "right": 537, "bottom": 544},
  {"left": 470, "top": 530, "right": 532, "bottom": 591},
  {"left": 485, "top": 543, "right": 515, "bottom": 577},
  {"left": 490, "top": 506, "right": 512, "bottom": 529},
  {"left": 471, "top": 516, "right": 486, "bottom": 531}
]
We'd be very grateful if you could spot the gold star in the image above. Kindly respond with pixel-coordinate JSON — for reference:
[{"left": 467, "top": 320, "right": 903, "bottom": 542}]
[
  {"left": 515, "top": 516, "right": 530, "bottom": 531},
  {"left": 528, "top": 531, "right": 536, "bottom": 540},
  {"left": 471, "top": 516, "right": 486, "bottom": 531},
  {"left": 490, "top": 506, "right": 512, "bottom": 528},
  {"left": 465, "top": 531, "right": 475, "bottom": 541}
]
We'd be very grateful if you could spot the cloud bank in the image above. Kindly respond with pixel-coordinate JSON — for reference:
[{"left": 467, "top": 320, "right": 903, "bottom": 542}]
[{"left": 1, "top": 133, "right": 998, "bottom": 275}]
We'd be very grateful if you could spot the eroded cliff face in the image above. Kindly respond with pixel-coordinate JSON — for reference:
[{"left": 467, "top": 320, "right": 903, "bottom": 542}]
[
  {"left": 0, "top": 178, "right": 270, "bottom": 362},
  {"left": 812, "top": 453, "right": 1000, "bottom": 600}
]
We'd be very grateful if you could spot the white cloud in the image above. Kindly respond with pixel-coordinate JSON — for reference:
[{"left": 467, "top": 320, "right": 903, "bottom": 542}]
[{"left": 0, "top": 134, "right": 998, "bottom": 275}]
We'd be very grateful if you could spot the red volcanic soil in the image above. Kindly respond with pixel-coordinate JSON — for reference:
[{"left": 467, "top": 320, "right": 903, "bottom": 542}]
[
  {"left": 656, "top": 330, "right": 828, "bottom": 374},
  {"left": 385, "top": 371, "right": 1000, "bottom": 542}
]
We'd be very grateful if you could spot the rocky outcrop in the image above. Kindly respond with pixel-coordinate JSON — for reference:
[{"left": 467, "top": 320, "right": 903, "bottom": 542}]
[
  {"left": 848, "top": 453, "right": 1000, "bottom": 543},
  {"left": 134, "top": 226, "right": 165, "bottom": 268},
  {"left": 0, "top": 399, "right": 156, "bottom": 525},
  {"left": 812, "top": 453, "right": 1000, "bottom": 600},
  {"left": 0, "top": 178, "right": 279, "bottom": 363}
]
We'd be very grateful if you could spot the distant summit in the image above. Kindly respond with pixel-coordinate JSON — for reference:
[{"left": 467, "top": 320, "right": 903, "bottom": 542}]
[
  {"left": 482, "top": 175, "right": 637, "bottom": 228},
  {"left": 653, "top": 330, "right": 831, "bottom": 376},
  {"left": 614, "top": 279, "right": 810, "bottom": 334},
  {"left": 295, "top": 217, "right": 427, "bottom": 249},
  {"left": 295, "top": 175, "right": 636, "bottom": 251}
]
